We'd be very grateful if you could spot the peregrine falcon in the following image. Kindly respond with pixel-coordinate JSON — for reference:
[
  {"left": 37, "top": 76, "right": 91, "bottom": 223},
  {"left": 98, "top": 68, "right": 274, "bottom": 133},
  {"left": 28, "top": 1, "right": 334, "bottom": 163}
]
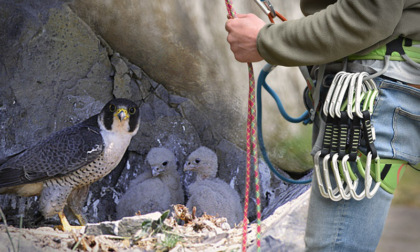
[{"left": 0, "top": 98, "right": 140, "bottom": 231}]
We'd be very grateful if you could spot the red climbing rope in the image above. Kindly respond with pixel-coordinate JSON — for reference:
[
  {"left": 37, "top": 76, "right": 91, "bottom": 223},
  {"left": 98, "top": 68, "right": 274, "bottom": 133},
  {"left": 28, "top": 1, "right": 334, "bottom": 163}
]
[{"left": 224, "top": 1, "right": 261, "bottom": 251}]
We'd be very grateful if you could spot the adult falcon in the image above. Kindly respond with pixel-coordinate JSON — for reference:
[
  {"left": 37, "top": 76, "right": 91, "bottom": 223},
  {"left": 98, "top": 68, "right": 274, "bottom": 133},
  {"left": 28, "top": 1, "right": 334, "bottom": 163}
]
[{"left": 0, "top": 98, "right": 140, "bottom": 231}]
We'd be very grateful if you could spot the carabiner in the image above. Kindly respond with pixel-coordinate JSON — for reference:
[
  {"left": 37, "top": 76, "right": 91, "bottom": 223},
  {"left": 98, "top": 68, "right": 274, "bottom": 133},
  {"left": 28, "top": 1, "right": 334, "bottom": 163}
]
[
  {"left": 322, "top": 154, "right": 342, "bottom": 201},
  {"left": 354, "top": 72, "right": 369, "bottom": 118},
  {"left": 342, "top": 155, "right": 365, "bottom": 200},
  {"left": 314, "top": 151, "right": 330, "bottom": 199},
  {"left": 334, "top": 73, "right": 356, "bottom": 118},
  {"left": 253, "top": 0, "right": 274, "bottom": 16},
  {"left": 331, "top": 153, "right": 351, "bottom": 200},
  {"left": 253, "top": 0, "right": 287, "bottom": 22},
  {"left": 323, "top": 71, "right": 346, "bottom": 117},
  {"left": 360, "top": 153, "right": 382, "bottom": 199}
]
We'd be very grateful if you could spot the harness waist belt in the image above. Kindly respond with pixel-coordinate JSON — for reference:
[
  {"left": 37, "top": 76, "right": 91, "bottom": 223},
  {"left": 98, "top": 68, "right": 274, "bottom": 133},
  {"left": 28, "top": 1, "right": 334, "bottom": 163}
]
[{"left": 349, "top": 37, "right": 420, "bottom": 63}]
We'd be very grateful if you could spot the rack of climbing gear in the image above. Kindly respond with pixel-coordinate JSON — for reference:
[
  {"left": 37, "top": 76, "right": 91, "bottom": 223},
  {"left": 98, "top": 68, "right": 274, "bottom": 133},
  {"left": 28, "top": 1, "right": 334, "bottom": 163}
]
[
  {"left": 312, "top": 35, "right": 420, "bottom": 201},
  {"left": 313, "top": 71, "right": 382, "bottom": 201}
]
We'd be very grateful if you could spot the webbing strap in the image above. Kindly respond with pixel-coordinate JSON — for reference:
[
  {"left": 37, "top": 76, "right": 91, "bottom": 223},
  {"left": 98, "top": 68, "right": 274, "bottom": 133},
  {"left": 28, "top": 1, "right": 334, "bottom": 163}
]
[
  {"left": 348, "top": 114, "right": 361, "bottom": 162},
  {"left": 361, "top": 110, "right": 377, "bottom": 159},
  {"left": 349, "top": 37, "right": 420, "bottom": 63},
  {"left": 338, "top": 111, "right": 349, "bottom": 159},
  {"left": 358, "top": 153, "right": 408, "bottom": 194},
  {"left": 385, "top": 37, "right": 406, "bottom": 57},
  {"left": 321, "top": 116, "right": 334, "bottom": 157}
]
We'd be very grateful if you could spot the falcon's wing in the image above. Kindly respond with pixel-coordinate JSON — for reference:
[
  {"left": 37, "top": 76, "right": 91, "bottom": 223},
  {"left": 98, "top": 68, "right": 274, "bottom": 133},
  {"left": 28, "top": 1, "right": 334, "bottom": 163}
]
[{"left": 0, "top": 116, "right": 104, "bottom": 187}]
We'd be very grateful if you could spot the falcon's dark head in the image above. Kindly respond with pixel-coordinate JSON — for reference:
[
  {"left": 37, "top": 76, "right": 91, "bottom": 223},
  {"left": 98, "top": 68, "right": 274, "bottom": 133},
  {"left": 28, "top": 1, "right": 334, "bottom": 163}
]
[{"left": 99, "top": 98, "right": 140, "bottom": 135}]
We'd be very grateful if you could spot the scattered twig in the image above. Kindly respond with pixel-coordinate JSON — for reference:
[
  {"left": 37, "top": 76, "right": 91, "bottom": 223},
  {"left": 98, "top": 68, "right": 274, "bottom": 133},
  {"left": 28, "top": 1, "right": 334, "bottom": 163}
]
[
  {"left": 0, "top": 207, "right": 17, "bottom": 252},
  {"left": 72, "top": 233, "right": 87, "bottom": 251}
]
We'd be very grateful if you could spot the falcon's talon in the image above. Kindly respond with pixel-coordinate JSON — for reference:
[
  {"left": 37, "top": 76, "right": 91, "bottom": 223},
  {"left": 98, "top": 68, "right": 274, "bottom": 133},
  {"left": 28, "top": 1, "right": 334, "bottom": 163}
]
[
  {"left": 54, "top": 225, "right": 84, "bottom": 232},
  {"left": 74, "top": 214, "right": 87, "bottom": 226},
  {"left": 56, "top": 211, "right": 84, "bottom": 232}
]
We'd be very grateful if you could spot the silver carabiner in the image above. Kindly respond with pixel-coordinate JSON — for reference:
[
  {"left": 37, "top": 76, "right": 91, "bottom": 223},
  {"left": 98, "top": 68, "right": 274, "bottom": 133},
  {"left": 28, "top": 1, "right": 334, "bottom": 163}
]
[
  {"left": 362, "top": 153, "right": 382, "bottom": 199},
  {"left": 333, "top": 73, "right": 353, "bottom": 118},
  {"left": 253, "top": 0, "right": 275, "bottom": 17},
  {"left": 314, "top": 151, "right": 330, "bottom": 199},
  {"left": 331, "top": 153, "right": 351, "bottom": 200},
  {"left": 342, "top": 155, "right": 365, "bottom": 200},
  {"left": 323, "top": 71, "right": 346, "bottom": 117},
  {"left": 354, "top": 72, "right": 369, "bottom": 118},
  {"left": 322, "top": 154, "right": 342, "bottom": 201},
  {"left": 329, "top": 72, "right": 351, "bottom": 118}
]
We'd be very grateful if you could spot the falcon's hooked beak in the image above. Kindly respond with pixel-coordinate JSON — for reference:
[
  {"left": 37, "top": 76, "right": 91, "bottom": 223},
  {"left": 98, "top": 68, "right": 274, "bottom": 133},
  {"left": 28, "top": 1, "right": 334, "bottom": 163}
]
[
  {"left": 115, "top": 108, "right": 129, "bottom": 122},
  {"left": 183, "top": 162, "right": 196, "bottom": 172},
  {"left": 151, "top": 166, "right": 162, "bottom": 177}
]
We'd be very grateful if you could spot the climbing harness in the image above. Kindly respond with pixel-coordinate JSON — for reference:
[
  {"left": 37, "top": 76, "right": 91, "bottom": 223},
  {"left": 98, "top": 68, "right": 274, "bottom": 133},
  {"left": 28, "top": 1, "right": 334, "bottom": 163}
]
[
  {"left": 225, "top": 1, "right": 261, "bottom": 251},
  {"left": 252, "top": 1, "right": 419, "bottom": 200}
]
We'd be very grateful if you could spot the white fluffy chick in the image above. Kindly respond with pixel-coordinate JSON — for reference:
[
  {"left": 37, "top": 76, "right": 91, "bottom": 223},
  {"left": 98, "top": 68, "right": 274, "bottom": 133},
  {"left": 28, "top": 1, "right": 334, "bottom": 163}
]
[
  {"left": 116, "top": 147, "right": 184, "bottom": 219},
  {"left": 184, "top": 146, "right": 243, "bottom": 227}
]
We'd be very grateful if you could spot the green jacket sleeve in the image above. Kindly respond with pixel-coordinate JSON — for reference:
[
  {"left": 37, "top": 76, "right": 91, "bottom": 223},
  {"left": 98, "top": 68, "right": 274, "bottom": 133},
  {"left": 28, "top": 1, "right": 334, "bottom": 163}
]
[{"left": 257, "top": 0, "right": 412, "bottom": 66}]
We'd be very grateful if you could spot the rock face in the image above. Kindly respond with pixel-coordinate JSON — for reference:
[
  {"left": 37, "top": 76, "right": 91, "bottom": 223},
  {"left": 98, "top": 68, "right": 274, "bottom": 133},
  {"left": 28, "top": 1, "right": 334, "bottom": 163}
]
[
  {"left": 68, "top": 0, "right": 312, "bottom": 174},
  {"left": 0, "top": 0, "right": 311, "bottom": 234}
]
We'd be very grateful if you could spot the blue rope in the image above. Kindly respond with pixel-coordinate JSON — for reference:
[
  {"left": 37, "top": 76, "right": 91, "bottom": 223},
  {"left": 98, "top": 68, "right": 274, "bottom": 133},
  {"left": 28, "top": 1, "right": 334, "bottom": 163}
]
[{"left": 257, "top": 64, "right": 312, "bottom": 184}]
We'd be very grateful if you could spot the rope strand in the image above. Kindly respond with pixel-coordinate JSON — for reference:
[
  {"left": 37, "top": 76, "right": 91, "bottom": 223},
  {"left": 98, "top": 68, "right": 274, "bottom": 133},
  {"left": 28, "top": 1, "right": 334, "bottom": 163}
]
[{"left": 225, "top": 1, "right": 261, "bottom": 251}]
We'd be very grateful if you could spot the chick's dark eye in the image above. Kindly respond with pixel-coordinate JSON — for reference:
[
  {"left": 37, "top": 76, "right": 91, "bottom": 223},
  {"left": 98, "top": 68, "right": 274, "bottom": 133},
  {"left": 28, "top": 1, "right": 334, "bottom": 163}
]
[
  {"left": 109, "top": 104, "right": 116, "bottom": 112},
  {"left": 129, "top": 107, "right": 136, "bottom": 115},
  {"left": 195, "top": 159, "right": 201, "bottom": 164},
  {"left": 162, "top": 161, "right": 168, "bottom": 166}
]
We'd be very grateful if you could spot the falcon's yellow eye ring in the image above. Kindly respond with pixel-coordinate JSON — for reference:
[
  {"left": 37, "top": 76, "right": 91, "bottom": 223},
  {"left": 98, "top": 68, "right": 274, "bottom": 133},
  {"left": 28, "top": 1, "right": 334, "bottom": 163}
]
[
  {"left": 128, "top": 107, "right": 136, "bottom": 115},
  {"left": 109, "top": 104, "right": 116, "bottom": 112}
]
